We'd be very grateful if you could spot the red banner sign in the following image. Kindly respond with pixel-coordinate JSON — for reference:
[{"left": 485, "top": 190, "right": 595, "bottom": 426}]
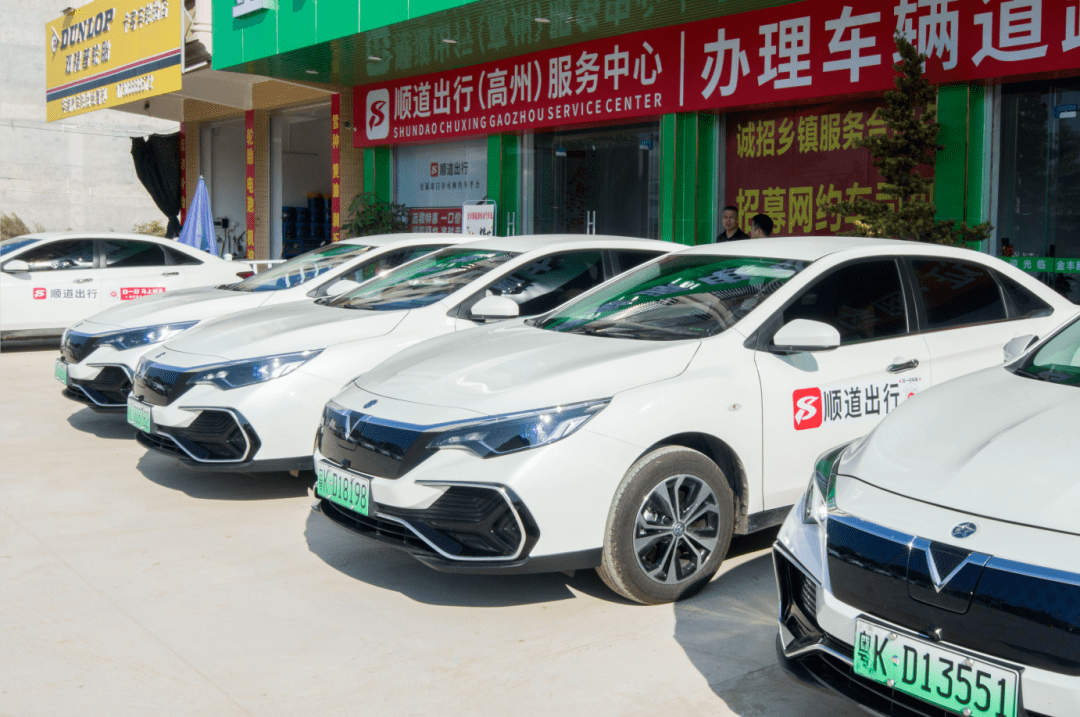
[
  {"left": 331, "top": 93, "right": 342, "bottom": 241},
  {"left": 725, "top": 98, "right": 930, "bottom": 237},
  {"left": 179, "top": 121, "right": 186, "bottom": 225},
  {"left": 355, "top": 0, "right": 1080, "bottom": 147},
  {"left": 409, "top": 207, "right": 463, "bottom": 233},
  {"left": 245, "top": 109, "right": 255, "bottom": 259}
]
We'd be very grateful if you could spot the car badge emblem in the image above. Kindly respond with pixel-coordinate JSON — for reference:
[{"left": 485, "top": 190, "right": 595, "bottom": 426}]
[
  {"left": 364, "top": 400, "right": 377, "bottom": 409},
  {"left": 951, "top": 522, "right": 977, "bottom": 539}
]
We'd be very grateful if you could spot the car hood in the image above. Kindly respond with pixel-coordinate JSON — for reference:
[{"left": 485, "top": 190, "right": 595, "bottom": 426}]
[
  {"left": 840, "top": 366, "right": 1080, "bottom": 534},
  {"left": 163, "top": 301, "right": 406, "bottom": 361},
  {"left": 85, "top": 286, "right": 270, "bottom": 329},
  {"left": 358, "top": 322, "right": 700, "bottom": 415}
]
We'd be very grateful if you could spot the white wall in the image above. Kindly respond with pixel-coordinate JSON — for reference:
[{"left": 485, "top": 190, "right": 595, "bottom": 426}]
[
  {"left": 0, "top": 0, "right": 178, "bottom": 233},
  {"left": 281, "top": 117, "right": 331, "bottom": 208},
  {"left": 209, "top": 121, "right": 247, "bottom": 241}
]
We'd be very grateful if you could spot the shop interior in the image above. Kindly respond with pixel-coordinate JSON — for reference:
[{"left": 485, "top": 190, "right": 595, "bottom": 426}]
[{"left": 271, "top": 103, "right": 333, "bottom": 259}]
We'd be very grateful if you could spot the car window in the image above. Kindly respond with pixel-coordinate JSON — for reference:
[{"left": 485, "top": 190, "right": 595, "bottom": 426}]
[
  {"left": 911, "top": 259, "right": 1007, "bottom": 330},
  {"left": 477, "top": 250, "right": 606, "bottom": 316},
  {"left": 339, "top": 245, "right": 447, "bottom": 284},
  {"left": 611, "top": 250, "right": 665, "bottom": 274},
  {"left": 163, "top": 246, "right": 203, "bottom": 266},
  {"left": 103, "top": 240, "right": 171, "bottom": 268},
  {"left": 1013, "top": 315, "right": 1080, "bottom": 387},
  {"left": 783, "top": 260, "right": 907, "bottom": 345},
  {"left": 1, "top": 238, "right": 40, "bottom": 256},
  {"left": 232, "top": 243, "right": 374, "bottom": 292},
  {"left": 994, "top": 271, "right": 1053, "bottom": 319},
  {"left": 8, "top": 239, "right": 94, "bottom": 271},
  {"left": 538, "top": 254, "right": 809, "bottom": 340}
]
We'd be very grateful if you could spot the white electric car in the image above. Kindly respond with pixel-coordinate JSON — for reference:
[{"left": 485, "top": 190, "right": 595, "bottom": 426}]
[
  {"left": 1, "top": 232, "right": 254, "bottom": 340},
  {"left": 55, "top": 234, "right": 454, "bottom": 410},
  {"left": 126, "top": 235, "right": 675, "bottom": 472},
  {"left": 312, "top": 237, "right": 1077, "bottom": 604},
  {"left": 774, "top": 312, "right": 1080, "bottom": 717}
]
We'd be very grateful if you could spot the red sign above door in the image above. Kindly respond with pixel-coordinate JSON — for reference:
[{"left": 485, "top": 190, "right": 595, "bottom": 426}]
[{"left": 354, "top": 0, "right": 1080, "bottom": 147}]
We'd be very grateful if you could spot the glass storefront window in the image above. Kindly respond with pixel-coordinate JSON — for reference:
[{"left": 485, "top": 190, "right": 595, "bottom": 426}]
[
  {"left": 998, "top": 80, "right": 1080, "bottom": 302},
  {"left": 522, "top": 122, "right": 660, "bottom": 239},
  {"left": 395, "top": 139, "right": 488, "bottom": 233}
]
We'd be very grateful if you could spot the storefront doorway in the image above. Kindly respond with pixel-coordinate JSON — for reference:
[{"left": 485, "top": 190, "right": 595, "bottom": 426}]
[
  {"left": 526, "top": 122, "right": 660, "bottom": 239},
  {"left": 270, "top": 103, "right": 333, "bottom": 259},
  {"left": 998, "top": 80, "right": 1080, "bottom": 302}
]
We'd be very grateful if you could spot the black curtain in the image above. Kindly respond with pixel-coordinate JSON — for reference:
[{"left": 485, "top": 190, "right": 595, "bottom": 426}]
[{"left": 131, "top": 132, "right": 181, "bottom": 238}]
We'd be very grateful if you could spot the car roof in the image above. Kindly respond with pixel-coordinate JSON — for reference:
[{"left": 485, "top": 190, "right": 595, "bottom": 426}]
[
  {"left": 15, "top": 231, "right": 189, "bottom": 243},
  {"left": 341, "top": 232, "right": 463, "bottom": 248},
  {"left": 679, "top": 235, "right": 975, "bottom": 262},
  {"left": 453, "top": 234, "right": 676, "bottom": 253}
]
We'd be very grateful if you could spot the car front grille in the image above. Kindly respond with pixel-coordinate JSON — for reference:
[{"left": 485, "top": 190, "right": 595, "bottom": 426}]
[
  {"left": 132, "top": 362, "right": 194, "bottom": 406},
  {"left": 62, "top": 331, "right": 100, "bottom": 363},
  {"left": 315, "top": 406, "right": 445, "bottom": 479},
  {"left": 826, "top": 514, "right": 1080, "bottom": 676},
  {"left": 69, "top": 366, "right": 131, "bottom": 406},
  {"left": 137, "top": 410, "right": 257, "bottom": 462}
]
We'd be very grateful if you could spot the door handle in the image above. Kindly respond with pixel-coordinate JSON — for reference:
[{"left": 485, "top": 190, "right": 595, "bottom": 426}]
[
  {"left": 887, "top": 358, "right": 919, "bottom": 374},
  {"left": 73, "top": 278, "right": 94, "bottom": 284},
  {"left": 162, "top": 271, "right": 180, "bottom": 276}
]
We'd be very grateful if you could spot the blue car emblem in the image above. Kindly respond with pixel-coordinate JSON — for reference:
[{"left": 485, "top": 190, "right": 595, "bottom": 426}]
[
  {"left": 951, "top": 522, "right": 978, "bottom": 539},
  {"left": 364, "top": 399, "right": 377, "bottom": 409}
]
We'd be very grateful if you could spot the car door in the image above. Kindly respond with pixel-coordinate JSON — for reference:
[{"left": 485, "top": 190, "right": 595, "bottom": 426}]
[
  {"left": 99, "top": 239, "right": 189, "bottom": 308},
  {"left": 755, "top": 258, "right": 933, "bottom": 510},
  {"left": 0, "top": 238, "right": 100, "bottom": 331},
  {"left": 905, "top": 257, "right": 1032, "bottom": 385},
  {"left": 451, "top": 249, "right": 664, "bottom": 329}
]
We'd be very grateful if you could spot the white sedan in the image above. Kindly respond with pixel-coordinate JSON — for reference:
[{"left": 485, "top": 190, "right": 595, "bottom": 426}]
[
  {"left": 126, "top": 235, "right": 674, "bottom": 473},
  {"left": 1, "top": 232, "right": 253, "bottom": 339},
  {"left": 314, "top": 237, "right": 1076, "bottom": 604},
  {"left": 774, "top": 312, "right": 1080, "bottom": 717},
  {"left": 55, "top": 234, "right": 454, "bottom": 410}
]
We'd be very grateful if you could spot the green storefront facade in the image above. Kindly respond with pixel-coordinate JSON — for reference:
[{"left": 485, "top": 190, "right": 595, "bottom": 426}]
[{"left": 210, "top": 0, "right": 1079, "bottom": 300}]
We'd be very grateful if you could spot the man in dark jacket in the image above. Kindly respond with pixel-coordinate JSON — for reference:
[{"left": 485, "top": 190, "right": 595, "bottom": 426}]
[{"left": 715, "top": 205, "right": 750, "bottom": 242}]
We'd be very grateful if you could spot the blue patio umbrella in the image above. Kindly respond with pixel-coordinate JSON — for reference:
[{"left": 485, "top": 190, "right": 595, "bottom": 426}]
[{"left": 177, "top": 176, "right": 219, "bottom": 255}]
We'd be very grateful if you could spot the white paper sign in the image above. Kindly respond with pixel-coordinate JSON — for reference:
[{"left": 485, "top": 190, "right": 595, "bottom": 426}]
[{"left": 462, "top": 204, "right": 496, "bottom": 235}]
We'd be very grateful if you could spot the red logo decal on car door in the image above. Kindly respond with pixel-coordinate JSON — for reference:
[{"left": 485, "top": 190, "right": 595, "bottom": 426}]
[
  {"left": 793, "top": 388, "right": 823, "bottom": 430},
  {"left": 32, "top": 287, "right": 47, "bottom": 300}
]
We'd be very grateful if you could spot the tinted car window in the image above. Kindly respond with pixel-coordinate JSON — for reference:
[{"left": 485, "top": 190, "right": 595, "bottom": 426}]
[
  {"left": 911, "top": 259, "right": 1006, "bottom": 329},
  {"left": 339, "top": 245, "right": 446, "bottom": 284},
  {"left": 479, "top": 250, "right": 605, "bottom": 316},
  {"left": 10, "top": 239, "right": 94, "bottom": 271},
  {"left": 164, "top": 246, "right": 203, "bottom": 266},
  {"left": 612, "top": 250, "right": 665, "bottom": 274},
  {"left": 103, "top": 240, "right": 170, "bottom": 268},
  {"left": 783, "top": 260, "right": 907, "bottom": 345},
  {"left": 995, "top": 271, "right": 1052, "bottom": 319}
]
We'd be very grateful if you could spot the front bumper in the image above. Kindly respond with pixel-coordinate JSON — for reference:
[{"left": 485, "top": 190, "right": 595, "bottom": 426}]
[{"left": 59, "top": 339, "right": 163, "bottom": 409}]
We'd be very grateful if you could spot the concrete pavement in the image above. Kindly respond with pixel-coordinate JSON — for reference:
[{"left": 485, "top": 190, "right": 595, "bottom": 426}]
[{"left": 1, "top": 346, "right": 862, "bottom": 717}]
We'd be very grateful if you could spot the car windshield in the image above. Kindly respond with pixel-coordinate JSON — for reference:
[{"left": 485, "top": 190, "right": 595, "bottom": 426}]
[
  {"left": 537, "top": 254, "right": 809, "bottom": 340},
  {"left": 329, "top": 247, "right": 520, "bottom": 311},
  {"left": 1012, "top": 315, "right": 1080, "bottom": 387},
  {"left": 229, "top": 243, "right": 373, "bottom": 292},
  {"left": 1, "top": 238, "right": 40, "bottom": 256}
]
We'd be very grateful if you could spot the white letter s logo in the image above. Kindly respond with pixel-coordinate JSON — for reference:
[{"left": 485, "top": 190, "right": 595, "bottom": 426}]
[{"left": 794, "top": 395, "right": 818, "bottom": 425}]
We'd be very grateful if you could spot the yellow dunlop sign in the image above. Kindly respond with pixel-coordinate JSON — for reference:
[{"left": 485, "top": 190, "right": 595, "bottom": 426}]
[{"left": 45, "top": 0, "right": 181, "bottom": 122}]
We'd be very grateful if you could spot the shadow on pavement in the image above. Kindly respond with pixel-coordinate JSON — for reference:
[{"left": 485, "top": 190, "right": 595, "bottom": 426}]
[
  {"left": 303, "top": 510, "right": 631, "bottom": 608},
  {"left": 135, "top": 451, "right": 311, "bottom": 501},
  {"left": 673, "top": 525, "right": 859, "bottom": 717},
  {"left": 66, "top": 407, "right": 134, "bottom": 440}
]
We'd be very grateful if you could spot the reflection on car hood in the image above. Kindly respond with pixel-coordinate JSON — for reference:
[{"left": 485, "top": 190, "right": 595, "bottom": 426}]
[
  {"left": 163, "top": 301, "right": 405, "bottom": 360},
  {"left": 358, "top": 322, "right": 699, "bottom": 415},
  {"left": 86, "top": 286, "right": 269, "bottom": 328},
  {"left": 840, "top": 366, "right": 1080, "bottom": 534}
]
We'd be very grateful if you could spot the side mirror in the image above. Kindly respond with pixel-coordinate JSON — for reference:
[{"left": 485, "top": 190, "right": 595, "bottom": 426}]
[
  {"left": 324, "top": 279, "right": 362, "bottom": 297},
  {"left": 3, "top": 259, "right": 30, "bottom": 273},
  {"left": 470, "top": 295, "right": 519, "bottom": 321},
  {"left": 770, "top": 319, "right": 841, "bottom": 353},
  {"left": 1003, "top": 334, "right": 1037, "bottom": 363}
]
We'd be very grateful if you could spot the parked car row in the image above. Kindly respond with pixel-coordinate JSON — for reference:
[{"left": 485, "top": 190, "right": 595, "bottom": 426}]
[{"left": 44, "top": 232, "right": 1079, "bottom": 717}]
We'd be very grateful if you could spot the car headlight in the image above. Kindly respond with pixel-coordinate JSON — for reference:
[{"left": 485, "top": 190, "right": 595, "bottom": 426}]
[
  {"left": 802, "top": 440, "right": 856, "bottom": 525},
  {"left": 189, "top": 350, "right": 323, "bottom": 390},
  {"left": 429, "top": 399, "right": 609, "bottom": 458},
  {"left": 97, "top": 321, "right": 199, "bottom": 351}
]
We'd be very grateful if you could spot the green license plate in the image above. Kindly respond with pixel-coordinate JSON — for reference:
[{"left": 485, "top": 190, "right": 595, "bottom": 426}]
[
  {"left": 854, "top": 618, "right": 1018, "bottom": 717},
  {"left": 127, "top": 398, "right": 153, "bottom": 433},
  {"left": 55, "top": 359, "right": 68, "bottom": 385},
  {"left": 316, "top": 461, "right": 371, "bottom": 516}
]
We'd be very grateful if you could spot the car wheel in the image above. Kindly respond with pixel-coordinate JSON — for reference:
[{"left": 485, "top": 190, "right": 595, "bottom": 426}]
[{"left": 597, "top": 446, "right": 735, "bottom": 605}]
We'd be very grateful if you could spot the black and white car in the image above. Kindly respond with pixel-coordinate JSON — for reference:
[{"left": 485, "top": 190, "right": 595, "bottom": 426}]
[{"left": 774, "top": 313, "right": 1080, "bottom": 717}]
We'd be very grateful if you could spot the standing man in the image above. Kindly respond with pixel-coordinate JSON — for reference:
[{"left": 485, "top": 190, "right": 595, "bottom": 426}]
[
  {"left": 716, "top": 205, "right": 750, "bottom": 242},
  {"left": 749, "top": 214, "right": 773, "bottom": 238}
]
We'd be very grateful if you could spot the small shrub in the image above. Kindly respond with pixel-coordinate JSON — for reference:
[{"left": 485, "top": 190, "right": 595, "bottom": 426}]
[{"left": 132, "top": 220, "right": 167, "bottom": 237}]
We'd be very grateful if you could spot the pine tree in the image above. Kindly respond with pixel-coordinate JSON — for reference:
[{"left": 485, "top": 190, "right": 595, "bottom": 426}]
[{"left": 825, "top": 33, "right": 991, "bottom": 245}]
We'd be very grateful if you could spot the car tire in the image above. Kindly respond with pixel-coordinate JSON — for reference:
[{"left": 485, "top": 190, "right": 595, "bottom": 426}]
[{"left": 597, "top": 446, "right": 735, "bottom": 605}]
